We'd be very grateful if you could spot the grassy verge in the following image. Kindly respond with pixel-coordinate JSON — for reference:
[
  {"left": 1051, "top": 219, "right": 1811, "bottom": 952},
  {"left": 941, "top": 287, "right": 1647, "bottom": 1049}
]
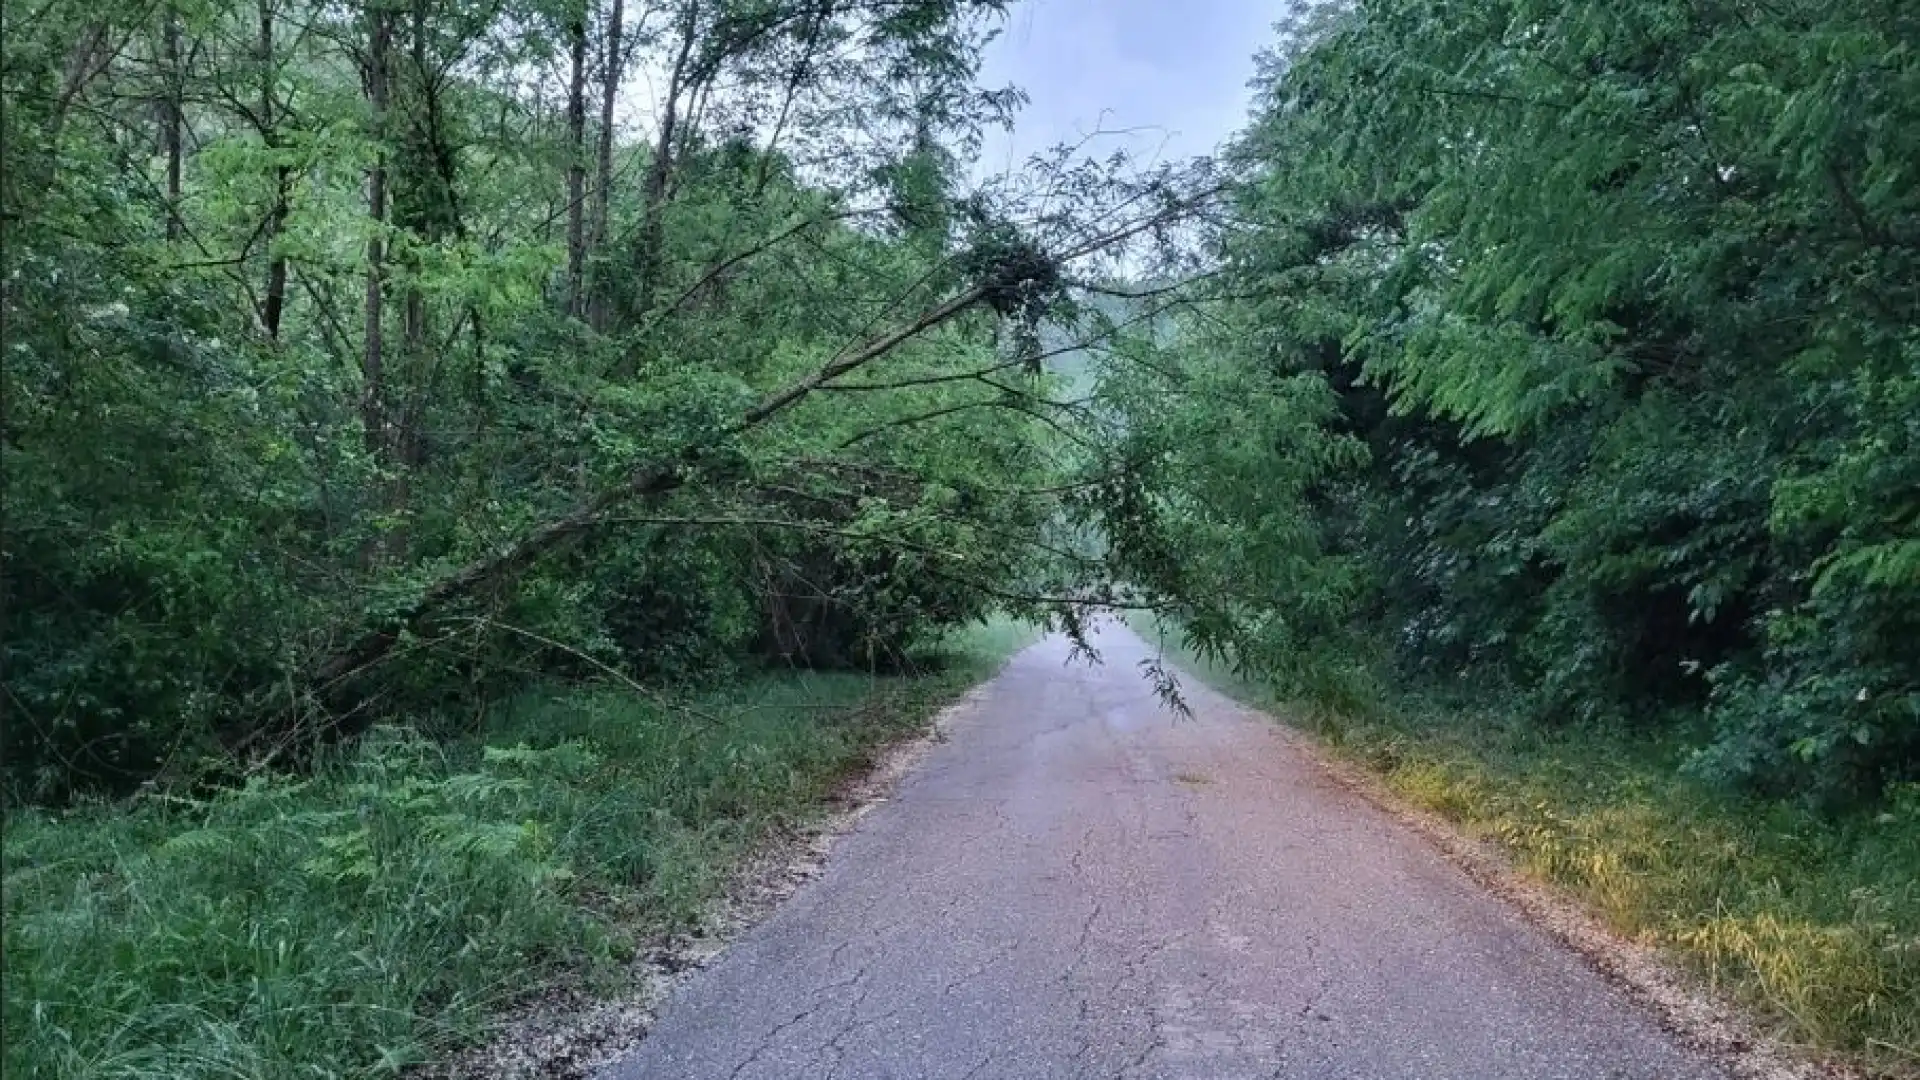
[
  {"left": 1130, "top": 617, "right": 1920, "bottom": 1077},
  {"left": 1, "top": 619, "right": 1035, "bottom": 1080}
]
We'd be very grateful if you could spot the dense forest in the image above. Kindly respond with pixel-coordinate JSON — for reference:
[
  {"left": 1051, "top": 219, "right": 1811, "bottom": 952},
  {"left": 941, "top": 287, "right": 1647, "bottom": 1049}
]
[
  {"left": 4, "top": 0, "right": 1918, "bottom": 1074},
  {"left": 9, "top": 0, "right": 1913, "bottom": 804},
  {"left": 1101, "top": 0, "right": 1920, "bottom": 805},
  {"left": 2, "top": 0, "right": 1200, "bottom": 801}
]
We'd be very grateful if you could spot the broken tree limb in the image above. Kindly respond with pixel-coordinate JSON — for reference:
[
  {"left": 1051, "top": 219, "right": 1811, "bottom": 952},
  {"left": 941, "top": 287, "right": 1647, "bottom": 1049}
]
[
  {"left": 304, "top": 197, "right": 1203, "bottom": 720},
  {"left": 307, "top": 282, "right": 992, "bottom": 705}
]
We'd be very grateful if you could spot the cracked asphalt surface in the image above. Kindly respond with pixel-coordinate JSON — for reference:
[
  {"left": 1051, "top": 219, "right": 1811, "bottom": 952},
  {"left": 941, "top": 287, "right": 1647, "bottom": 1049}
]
[{"left": 603, "top": 625, "right": 1727, "bottom": 1080}]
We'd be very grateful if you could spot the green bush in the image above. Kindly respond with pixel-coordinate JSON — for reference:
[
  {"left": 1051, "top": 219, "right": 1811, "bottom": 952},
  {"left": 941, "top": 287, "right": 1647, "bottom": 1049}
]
[
  {"left": 3, "top": 624, "right": 1024, "bottom": 1080},
  {"left": 1098, "top": 0, "right": 1920, "bottom": 798},
  {"left": 3, "top": 734, "right": 603, "bottom": 1078}
]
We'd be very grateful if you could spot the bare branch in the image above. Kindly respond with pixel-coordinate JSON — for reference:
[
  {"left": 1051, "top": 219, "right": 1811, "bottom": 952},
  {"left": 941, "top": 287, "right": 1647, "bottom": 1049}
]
[{"left": 820, "top": 356, "right": 1030, "bottom": 392}]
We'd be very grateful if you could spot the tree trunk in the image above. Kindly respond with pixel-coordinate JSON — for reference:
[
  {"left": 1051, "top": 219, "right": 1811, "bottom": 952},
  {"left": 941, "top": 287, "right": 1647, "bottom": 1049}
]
[
  {"left": 564, "top": 9, "right": 587, "bottom": 318},
  {"left": 631, "top": 5, "right": 698, "bottom": 324},
  {"left": 751, "top": 2, "right": 831, "bottom": 199},
  {"left": 161, "top": 6, "right": 183, "bottom": 240},
  {"left": 587, "top": 0, "right": 623, "bottom": 330},
  {"left": 363, "top": 2, "right": 391, "bottom": 462},
  {"left": 259, "top": 0, "right": 288, "bottom": 340},
  {"left": 263, "top": 173, "right": 289, "bottom": 338},
  {"left": 403, "top": 0, "right": 429, "bottom": 356}
]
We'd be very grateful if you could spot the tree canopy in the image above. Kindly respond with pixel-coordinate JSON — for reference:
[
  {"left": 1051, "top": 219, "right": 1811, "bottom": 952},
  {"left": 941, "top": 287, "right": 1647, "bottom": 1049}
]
[
  {"left": 4, "top": 0, "right": 1915, "bottom": 805},
  {"left": 1, "top": 0, "right": 1207, "bottom": 799},
  {"left": 1088, "top": 0, "right": 1919, "bottom": 801}
]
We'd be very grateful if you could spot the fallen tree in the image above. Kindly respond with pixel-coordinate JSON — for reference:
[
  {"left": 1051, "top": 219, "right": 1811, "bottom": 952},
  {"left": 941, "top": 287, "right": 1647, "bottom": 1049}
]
[{"left": 303, "top": 211, "right": 1184, "bottom": 723}]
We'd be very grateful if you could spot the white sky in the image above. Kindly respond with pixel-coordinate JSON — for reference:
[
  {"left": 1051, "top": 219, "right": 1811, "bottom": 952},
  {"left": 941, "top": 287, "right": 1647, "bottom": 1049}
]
[{"left": 974, "top": 0, "right": 1287, "bottom": 177}]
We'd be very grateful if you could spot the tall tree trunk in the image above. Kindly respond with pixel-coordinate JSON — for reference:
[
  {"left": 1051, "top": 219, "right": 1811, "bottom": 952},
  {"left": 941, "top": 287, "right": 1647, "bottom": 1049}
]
[
  {"left": 363, "top": 2, "right": 391, "bottom": 463},
  {"left": 631, "top": 4, "right": 698, "bottom": 324},
  {"left": 564, "top": 9, "right": 587, "bottom": 318},
  {"left": 753, "top": 1, "right": 830, "bottom": 198},
  {"left": 161, "top": 6, "right": 183, "bottom": 240},
  {"left": 262, "top": 190, "right": 290, "bottom": 338},
  {"left": 587, "top": 0, "right": 623, "bottom": 329},
  {"left": 259, "top": 0, "right": 289, "bottom": 340},
  {"left": 403, "top": 0, "right": 429, "bottom": 356},
  {"left": 49, "top": 22, "right": 112, "bottom": 146}
]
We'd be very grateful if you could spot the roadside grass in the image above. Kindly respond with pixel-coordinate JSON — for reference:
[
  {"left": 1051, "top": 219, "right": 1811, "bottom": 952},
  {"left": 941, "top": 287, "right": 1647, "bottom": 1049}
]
[
  {"left": 1, "top": 618, "right": 1035, "bottom": 1080},
  {"left": 1129, "top": 617, "right": 1920, "bottom": 1078}
]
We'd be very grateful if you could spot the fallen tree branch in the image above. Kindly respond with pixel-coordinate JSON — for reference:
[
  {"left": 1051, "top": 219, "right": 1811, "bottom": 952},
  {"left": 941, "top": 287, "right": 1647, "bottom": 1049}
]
[
  {"left": 302, "top": 202, "right": 1205, "bottom": 725},
  {"left": 307, "top": 282, "right": 989, "bottom": 708},
  {"left": 837, "top": 398, "right": 1001, "bottom": 449},
  {"left": 818, "top": 355, "right": 1030, "bottom": 392}
]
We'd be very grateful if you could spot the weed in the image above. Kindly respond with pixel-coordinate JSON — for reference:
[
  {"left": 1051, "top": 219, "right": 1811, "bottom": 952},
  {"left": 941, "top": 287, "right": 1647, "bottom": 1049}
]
[{"left": 1, "top": 619, "right": 1032, "bottom": 1079}]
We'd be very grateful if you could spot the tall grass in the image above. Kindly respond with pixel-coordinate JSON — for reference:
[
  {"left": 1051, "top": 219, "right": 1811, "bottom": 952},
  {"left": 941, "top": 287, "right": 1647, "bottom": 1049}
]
[
  {"left": 1131, "top": 617, "right": 1920, "bottom": 1078},
  {"left": 2, "top": 620, "right": 1034, "bottom": 1080}
]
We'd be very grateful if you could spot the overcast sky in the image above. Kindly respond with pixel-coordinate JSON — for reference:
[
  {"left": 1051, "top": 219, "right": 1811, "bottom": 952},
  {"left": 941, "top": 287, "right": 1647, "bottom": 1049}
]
[{"left": 974, "top": 0, "right": 1285, "bottom": 177}]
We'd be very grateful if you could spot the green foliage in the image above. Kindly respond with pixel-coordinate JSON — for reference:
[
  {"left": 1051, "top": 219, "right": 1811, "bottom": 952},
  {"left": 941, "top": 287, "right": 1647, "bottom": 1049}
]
[
  {"left": 0, "top": 201, "right": 330, "bottom": 797},
  {"left": 3, "top": 736, "right": 600, "bottom": 1078},
  {"left": 0, "top": 0, "right": 1072, "bottom": 799},
  {"left": 1103, "top": 0, "right": 1920, "bottom": 800},
  {"left": 2, "top": 627, "right": 1023, "bottom": 1079},
  {"left": 1083, "top": 309, "right": 1371, "bottom": 683}
]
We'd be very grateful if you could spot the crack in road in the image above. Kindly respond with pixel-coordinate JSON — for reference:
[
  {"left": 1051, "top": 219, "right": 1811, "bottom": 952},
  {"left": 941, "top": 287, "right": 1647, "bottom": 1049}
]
[
  {"left": 942, "top": 941, "right": 1022, "bottom": 998},
  {"left": 1294, "top": 932, "right": 1332, "bottom": 1025},
  {"left": 604, "top": 628, "right": 1733, "bottom": 1080}
]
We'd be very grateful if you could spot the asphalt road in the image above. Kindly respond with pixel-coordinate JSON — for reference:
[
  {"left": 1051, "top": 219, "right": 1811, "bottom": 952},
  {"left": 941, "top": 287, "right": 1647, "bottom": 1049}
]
[{"left": 604, "top": 625, "right": 1726, "bottom": 1080}]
